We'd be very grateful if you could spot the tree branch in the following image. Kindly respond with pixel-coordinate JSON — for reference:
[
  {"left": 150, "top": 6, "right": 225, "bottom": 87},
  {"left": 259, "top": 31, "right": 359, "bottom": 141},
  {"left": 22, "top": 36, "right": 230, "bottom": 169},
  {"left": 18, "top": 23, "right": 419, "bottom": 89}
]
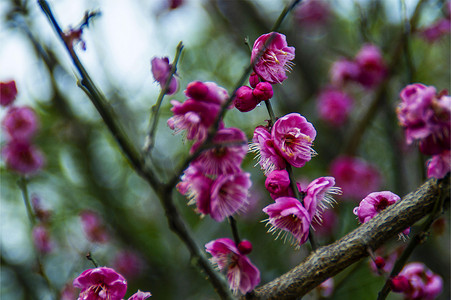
[{"left": 244, "top": 175, "right": 450, "bottom": 299}]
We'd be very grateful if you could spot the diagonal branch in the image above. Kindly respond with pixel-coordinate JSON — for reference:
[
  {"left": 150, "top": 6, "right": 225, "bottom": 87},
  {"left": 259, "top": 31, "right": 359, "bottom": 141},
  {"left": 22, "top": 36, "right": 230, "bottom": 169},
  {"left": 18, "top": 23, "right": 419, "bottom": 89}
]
[{"left": 243, "top": 175, "right": 450, "bottom": 299}]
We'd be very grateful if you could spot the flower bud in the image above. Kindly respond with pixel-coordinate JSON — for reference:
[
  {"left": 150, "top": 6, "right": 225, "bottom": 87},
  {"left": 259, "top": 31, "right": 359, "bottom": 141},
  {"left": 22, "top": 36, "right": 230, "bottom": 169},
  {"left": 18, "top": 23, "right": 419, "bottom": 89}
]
[
  {"left": 374, "top": 256, "right": 386, "bottom": 269},
  {"left": 390, "top": 275, "right": 410, "bottom": 293},
  {"left": 238, "top": 240, "right": 253, "bottom": 255},
  {"left": 185, "top": 81, "right": 209, "bottom": 100},
  {"left": 234, "top": 86, "right": 259, "bottom": 112},
  {"left": 253, "top": 82, "right": 274, "bottom": 101},
  {"left": 249, "top": 72, "right": 260, "bottom": 88}
]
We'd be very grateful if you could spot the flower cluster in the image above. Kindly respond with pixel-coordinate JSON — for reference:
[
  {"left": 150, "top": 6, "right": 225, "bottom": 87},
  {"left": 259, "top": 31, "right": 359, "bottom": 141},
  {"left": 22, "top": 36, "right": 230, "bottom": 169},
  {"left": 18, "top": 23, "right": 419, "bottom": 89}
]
[
  {"left": 250, "top": 113, "right": 317, "bottom": 174},
  {"left": 205, "top": 238, "right": 260, "bottom": 295},
  {"left": 390, "top": 262, "right": 443, "bottom": 300},
  {"left": 151, "top": 57, "right": 178, "bottom": 95},
  {"left": 397, "top": 83, "right": 450, "bottom": 179},
  {"left": 1, "top": 80, "right": 45, "bottom": 175},
  {"left": 330, "top": 156, "right": 381, "bottom": 200},
  {"left": 330, "top": 44, "right": 387, "bottom": 89},
  {"left": 353, "top": 191, "right": 410, "bottom": 236},
  {"left": 263, "top": 172, "right": 340, "bottom": 246},
  {"left": 419, "top": 1, "right": 451, "bottom": 42},
  {"left": 171, "top": 82, "right": 251, "bottom": 222},
  {"left": 73, "top": 267, "right": 151, "bottom": 300}
]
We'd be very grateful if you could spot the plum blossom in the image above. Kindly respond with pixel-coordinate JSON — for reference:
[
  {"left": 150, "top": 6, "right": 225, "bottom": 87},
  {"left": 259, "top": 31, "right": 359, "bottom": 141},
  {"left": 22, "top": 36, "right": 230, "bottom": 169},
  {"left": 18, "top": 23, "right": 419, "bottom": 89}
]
[
  {"left": 317, "top": 88, "right": 354, "bottom": 126},
  {"left": 251, "top": 32, "right": 295, "bottom": 84},
  {"left": 252, "top": 82, "right": 273, "bottom": 101},
  {"left": 263, "top": 197, "right": 311, "bottom": 246},
  {"left": 264, "top": 169, "right": 294, "bottom": 199},
  {"left": 32, "top": 224, "right": 54, "bottom": 254},
  {"left": 330, "top": 59, "right": 360, "bottom": 87},
  {"left": 80, "top": 210, "right": 109, "bottom": 244},
  {"left": 330, "top": 156, "right": 381, "bottom": 200},
  {"left": 0, "top": 80, "right": 18, "bottom": 107},
  {"left": 249, "top": 125, "right": 286, "bottom": 174},
  {"left": 234, "top": 86, "right": 260, "bottom": 112},
  {"left": 2, "top": 106, "right": 39, "bottom": 141},
  {"left": 354, "top": 44, "right": 387, "bottom": 89},
  {"left": 151, "top": 57, "right": 178, "bottom": 95},
  {"left": 1, "top": 139, "right": 45, "bottom": 175},
  {"left": 427, "top": 150, "right": 450, "bottom": 179},
  {"left": 392, "top": 262, "right": 443, "bottom": 300},
  {"left": 303, "top": 176, "right": 341, "bottom": 223},
  {"left": 128, "top": 290, "right": 152, "bottom": 300},
  {"left": 73, "top": 267, "right": 127, "bottom": 300},
  {"left": 205, "top": 238, "right": 260, "bottom": 295},
  {"left": 271, "top": 113, "right": 317, "bottom": 168},
  {"left": 397, "top": 84, "right": 450, "bottom": 155},
  {"left": 190, "top": 127, "right": 248, "bottom": 175},
  {"left": 420, "top": 19, "right": 451, "bottom": 42}
]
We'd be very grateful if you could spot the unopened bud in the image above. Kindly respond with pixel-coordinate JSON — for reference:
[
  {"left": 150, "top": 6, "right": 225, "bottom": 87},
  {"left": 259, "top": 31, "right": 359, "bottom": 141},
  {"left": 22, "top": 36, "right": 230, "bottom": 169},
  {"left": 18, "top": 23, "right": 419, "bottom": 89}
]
[
  {"left": 253, "top": 82, "right": 274, "bottom": 101},
  {"left": 234, "top": 86, "right": 260, "bottom": 112},
  {"left": 237, "top": 240, "right": 253, "bottom": 255}
]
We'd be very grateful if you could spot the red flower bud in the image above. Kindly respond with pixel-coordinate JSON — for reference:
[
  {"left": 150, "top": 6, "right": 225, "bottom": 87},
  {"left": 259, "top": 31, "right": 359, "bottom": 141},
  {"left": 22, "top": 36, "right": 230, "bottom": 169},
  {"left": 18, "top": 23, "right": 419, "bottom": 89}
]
[
  {"left": 374, "top": 256, "right": 386, "bottom": 269},
  {"left": 390, "top": 275, "right": 410, "bottom": 293},
  {"left": 253, "top": 82, "right": 274, "bottom": 101},
  {"left": 237, "top": 240, "right": 253, "bottom": 255},
  {"left": 249, "top": 72, "right": 260, "bottom": 88},
  {"left": 234, "top": 86, "right": 259, "bottom": 112}
]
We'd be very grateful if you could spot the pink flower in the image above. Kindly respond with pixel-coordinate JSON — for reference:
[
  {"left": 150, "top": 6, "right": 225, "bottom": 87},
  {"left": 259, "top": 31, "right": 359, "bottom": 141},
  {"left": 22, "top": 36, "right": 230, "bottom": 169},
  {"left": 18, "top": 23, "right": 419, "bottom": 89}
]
[
  {"left": 80, "top": 210, "right": 109, "bottom": 244},
  {"left": 234, "top": 86, "right": 260, "bottom": 112},
  {"left": 210, "top": 171, "right": 251, "bottom": 222},
  {"left": 354, "top": 44, "right": 387, "bottom": 89},
  {"left": 185, "top": 81, "right": 228, "bottom": 105},
  {"left": 369, "top": 250, "right": 398, "bottom": 275},
  {"left": 128, "top": 290, "right": 152, "bottom": 300},
  {"left": 251, "top": 32, "right": 295, "bottom": 84},
  {"left": 32, "top": 224, "right": 54, "bottom": 254},
  {"left": 420, "top": 19, "right": 451, "bottom": 42},
  {"left": 330, "top": 59, "right": 360, "bottom": 87},
  {"left": 317, "top": 88, "right": 354, "bottom": 126},
  {"left": 151, "top": 57, "right": 178, "bottom": 95},
  {"left": 178, "top": 165, "right": 214, "bottom": 216},
  {"left": 2, "top": 106, "right": 39, "bottom": 141},
  {"left": 262, "top": 197, "right": 311, "bottom": 246},
  {"left": 249, "top": 72, "right": 260, "bottom": 88},
  {"left": 73, "top": 267, "right": 127, "bottom": 300},
  {"left": 0, "top": 80, "right": 18, "bottom": 107},
  {"left": 205, "top": 238, "right": 260, "bottom": 295},
  {"left": 249, "top": 125, "right": 286, "bottom": 174},
  {"left": 252, "top": 82, "right": 273, "bottom": 102},
  {"left": 294, "top": 0, "right": 331, "bottom": 27},
  {"left": 427, "top": 150, "right": 451, "bottom": 179},
  {"left": 271, "top": 113, "right": 317, "bottom": 168},
  {"left": 353, "top": 191, "right": 400, "bottom": 224},
  {"left": 191, "top": 127, "right": 248, "bottom": 176},
  {"left": 1, "top": 139, "right": 45, "bottom": 175},
  {"left": 264, "top": 169, "right": 294, "bottom": 199},
  {"left": 113, "top": 250, "right": 145, "bottom": 279},
  {"left": 397, "top": 84, "right": 450, "bottom": 155},
  {"left": 330, "top": 156, "right": 381, "bottom": 200},
  {"left": 394, "top": 262, "right": 443, "bottom": 300},
  {"left": 303, "top": 177, "right": 340, "bottom": 223}
]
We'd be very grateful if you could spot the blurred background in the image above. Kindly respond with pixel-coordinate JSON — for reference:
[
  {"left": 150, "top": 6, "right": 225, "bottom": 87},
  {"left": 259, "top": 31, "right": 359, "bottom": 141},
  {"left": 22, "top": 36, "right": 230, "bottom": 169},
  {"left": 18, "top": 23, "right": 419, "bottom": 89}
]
[{"left": 0, "top": 0, "right": 449, "bottom": 299}]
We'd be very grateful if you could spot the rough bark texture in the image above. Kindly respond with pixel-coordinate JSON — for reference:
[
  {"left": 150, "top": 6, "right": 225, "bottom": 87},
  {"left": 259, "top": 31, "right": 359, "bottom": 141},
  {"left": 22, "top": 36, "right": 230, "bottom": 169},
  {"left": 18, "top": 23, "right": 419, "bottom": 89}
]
[{"left": 243, "top": 176, "right": 450, "bottom": 300}]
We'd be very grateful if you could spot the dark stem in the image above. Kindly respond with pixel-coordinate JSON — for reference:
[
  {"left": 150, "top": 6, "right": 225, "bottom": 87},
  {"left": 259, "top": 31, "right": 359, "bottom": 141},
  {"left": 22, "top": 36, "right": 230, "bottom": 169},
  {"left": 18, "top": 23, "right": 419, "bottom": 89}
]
[
  {"left": 264, "top": 100, "right": 276, "bottom": 126},
  {"left": 86, "top": 252, "right": 99, "bottom": 268},
  {"left": 229, "top": 216, "right": 241, "bottom": 246},
  {"left": 17, "top": 177, "right": 35, "bottom": 225},
  {"left": 144, "top": 41, "right": 184, "bottom": 152}
]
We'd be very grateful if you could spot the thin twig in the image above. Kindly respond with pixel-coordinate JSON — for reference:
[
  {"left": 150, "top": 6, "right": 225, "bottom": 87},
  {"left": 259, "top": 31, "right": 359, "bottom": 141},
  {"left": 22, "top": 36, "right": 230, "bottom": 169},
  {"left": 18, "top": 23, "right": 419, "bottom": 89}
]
[{"left": 229, "top": 216, "right": 241, "bottom": 246}]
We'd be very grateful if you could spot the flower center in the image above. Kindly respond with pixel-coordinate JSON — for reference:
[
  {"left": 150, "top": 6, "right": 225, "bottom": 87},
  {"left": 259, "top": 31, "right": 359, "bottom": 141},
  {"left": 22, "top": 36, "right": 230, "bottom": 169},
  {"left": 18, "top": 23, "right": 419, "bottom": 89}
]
[{"left": 375, "top": 198, "right": 390, "bottom": 212}]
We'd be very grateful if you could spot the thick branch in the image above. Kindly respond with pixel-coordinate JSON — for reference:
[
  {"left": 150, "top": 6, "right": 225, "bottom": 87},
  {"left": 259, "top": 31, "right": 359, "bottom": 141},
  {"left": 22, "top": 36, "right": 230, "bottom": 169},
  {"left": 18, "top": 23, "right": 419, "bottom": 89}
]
[{"left": 244, "top": 175, "right": 450, "bottom": 299}]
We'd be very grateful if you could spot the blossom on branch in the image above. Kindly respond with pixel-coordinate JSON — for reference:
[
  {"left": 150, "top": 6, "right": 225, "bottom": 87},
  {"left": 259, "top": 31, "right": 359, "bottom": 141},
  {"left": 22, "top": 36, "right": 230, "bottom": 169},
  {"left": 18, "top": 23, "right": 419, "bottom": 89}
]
[
  {"left": 2, "top": 106, "right": 39, "bottom": 141},
  {"left": 303, "top": 176, "right": 341, "bottom": 224},
  {"left": 1, "top": 139, "right": 45, "bottom": 175},
  {"left": 0, "top": 80, "right": 18, "bottom": 107},
  {"left": 250, "top": 125, "right": 286, "bottom": 174},
  {"left": 151, "top": 57, "right": 178, "bottom": 95},
  {"left": 427, "top": 150, "right": 451, "bottom": 179},
  {"left": 251, "top": 32, "right": 295, "bottom": 84},
  {"left": 73, "top": 267, "right": 127, "bottom": 300},
  {"left": 205, "top": 238, "right": 260, "bottom": 295}
]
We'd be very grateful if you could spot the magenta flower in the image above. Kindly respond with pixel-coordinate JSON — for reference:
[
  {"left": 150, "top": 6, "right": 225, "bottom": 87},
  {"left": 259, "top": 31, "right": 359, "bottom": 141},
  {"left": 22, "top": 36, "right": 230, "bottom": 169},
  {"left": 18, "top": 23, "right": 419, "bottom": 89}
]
[
  {"left": 1, "top": 139, "right": 45, "bottom": 175},
  {"left": 263, "top": 197, "right": 311, "bottom": 246},
  {"left": 128, "top": 290, "right": 152, "bottom": 300},
  {"left": 250, "top": 125, "right": 286, "bottom": 174},
  {"left": 427, "top": 150, "right": 450, "bottom": 179},
  {"left": 0, "top": 80, "right": 18, "bottom": 107},
  {"left": 394, "top": 262, "right": 443, "bottom": 300},
  {"left": 303, "top": 176, "right": 341, "bottom": 223},
  {"left": 353, "top": 191, "right": 400, "bottom": 224},
  {"left": 397, "top": 84, "right": 450, "bottom": 155},
  {"left": 264, "top": 169, "right": 294, "bottom": 199},
  {"left": 80, "top": 210, "right": 109, "bottom": 244},
  {"left": 210, "top": 171, "right": 251, "bottom": 222},
  {"left": 330, "top": 156, "right": 381, "bottom": 200},
  {"left": 317, "top": 88, "right": 354, "bottom": 126},
  {"left": 252, "top": 82, "right": 273, "bottom": 102},
  {"left": 234, "top": 85, "right": 260, "bottom": 112},
  {"left": 191, "top": 127, "right": 248, "bottom": 176},
  {"left": 272, "top": 113, "right": 317, "bottom": 168},
  {"left": 73, "top": 267, "right": 127, "bottom": 300},
  {"left": 205, "top": 238, "right": 260, "bottom": 295},
  {"left": 354, "top": 44, "right": 387, "bottom": 89},
  {"left": 329, "top": 58, "right": 360, "bottom": 87},
  {"left": 420, "top": 19, "right": 451, "bottom": 42},
  {"left": 251, "top": 32, "right": 295, "bottom": 84},
  {"left": 249, "top": 72, "right": 260, "bottom": 88},
  {"left": 32, "top": 224, "right": 54, "bottom": 254},
  {"left": 2, "top": 106, "right": 39, "bottom": 141},
  {"left": 151, "top": 57, "right": 178, "bottom": 95},
  {"left": 178, "top": 165, "right": 214, "bottom": 216},
  {"left": 185, "top": 81, "right": 228, "bottom": 105}
]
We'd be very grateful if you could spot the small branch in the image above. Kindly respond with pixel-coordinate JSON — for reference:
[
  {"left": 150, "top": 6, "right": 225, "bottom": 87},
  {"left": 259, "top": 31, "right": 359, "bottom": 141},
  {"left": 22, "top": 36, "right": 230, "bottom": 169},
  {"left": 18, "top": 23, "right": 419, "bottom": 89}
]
[
  {"left": 86, "top": 252, "right": 99, "bottom": 268},
  {"left": 144, "top": 41, "right": 184, "bottom": 152},
  {"left": 17, "top": 177, "right": 35, "bottom": 225},
  {"left": 244, "top": 175, "right": 449, "bottom": 299},
  {"left": 264, "top": 100, "right": 276, "bottom": 126},
  {"left": 229, "top": 216, "right": 241, "bottom": 245}
]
